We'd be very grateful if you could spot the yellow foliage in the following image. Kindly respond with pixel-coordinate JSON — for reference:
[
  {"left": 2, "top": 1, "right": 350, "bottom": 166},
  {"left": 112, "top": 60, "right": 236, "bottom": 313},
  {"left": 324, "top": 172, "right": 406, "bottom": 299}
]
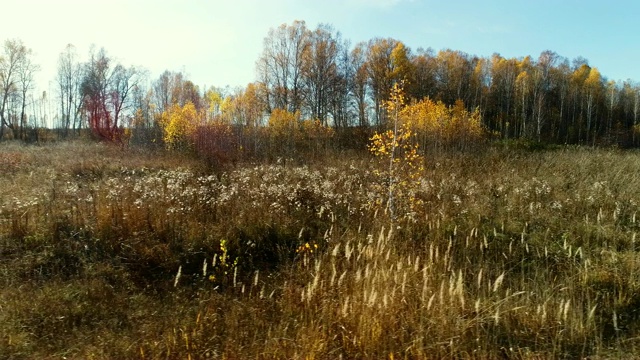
[
  {"left": 268, "top": 108, "right": 301, "bottom": 137},
  {"left": 390, "top": 42, "right": 413, "bottom": 83},
  {"left": 368, "top": 82, "right": 425, "bottom": 221},
  {"left": 368, "top": 81, "right": 484, "bottom": 221},
  {"left": 369, "top": 128, "right": 423, "bottom": 175},
  {"left": 267, "top": 108, "right": 334, "bottom": 157},
  {"left": 296, "top": 241, "right": 319, "bottom": 255},
  {"left": 399, "top": 98, "right": 484, "bottom": 151},
  {"left": 267, "top": 109, "right": 335, "bottom": 141},
  {"left": 385, "top": 82, "right": 407, "bottom": 115},
  {"left": 585, "top": 67, "right": 602, "bottom": 94},
  {"left": 205, "top": 88, "right": 224, "bottom": 120},
  {"left": 301, "top": 119, "right": 334, "bottom": 140},
  {"left": 160, "top": 102, "right": 200, "bottom": 150}
]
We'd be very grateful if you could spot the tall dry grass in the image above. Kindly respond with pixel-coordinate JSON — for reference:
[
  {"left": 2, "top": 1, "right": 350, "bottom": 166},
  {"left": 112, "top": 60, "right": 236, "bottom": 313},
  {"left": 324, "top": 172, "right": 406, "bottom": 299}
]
[{"left": 1, "top": 141, "right": 640, "bottom": 358}]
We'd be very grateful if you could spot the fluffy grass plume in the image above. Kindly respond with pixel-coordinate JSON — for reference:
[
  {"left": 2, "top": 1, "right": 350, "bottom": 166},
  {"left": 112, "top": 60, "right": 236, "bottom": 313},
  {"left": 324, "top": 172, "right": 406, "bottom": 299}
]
[{"left": 2, "top": 141, "right": 640, "bottom": 358}]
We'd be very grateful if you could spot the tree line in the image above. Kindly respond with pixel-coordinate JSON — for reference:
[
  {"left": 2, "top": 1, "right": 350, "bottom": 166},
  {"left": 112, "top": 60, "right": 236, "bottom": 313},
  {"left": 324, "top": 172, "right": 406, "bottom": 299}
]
[{"left": 1, "top": 20, "right": 639, "bottom": 147}]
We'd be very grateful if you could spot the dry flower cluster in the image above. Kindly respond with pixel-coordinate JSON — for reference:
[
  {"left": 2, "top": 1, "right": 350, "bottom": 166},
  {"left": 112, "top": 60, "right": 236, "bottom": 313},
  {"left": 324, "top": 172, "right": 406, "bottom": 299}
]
[{"left": 1, "top": 141, "right": 640, "bottom": 358}]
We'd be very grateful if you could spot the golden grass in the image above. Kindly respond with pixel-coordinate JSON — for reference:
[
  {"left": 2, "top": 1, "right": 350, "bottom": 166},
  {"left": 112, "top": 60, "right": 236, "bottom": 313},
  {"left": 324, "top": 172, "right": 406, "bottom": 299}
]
[{"left": 2, "top": 141, "right": 640, "bottom": 358}]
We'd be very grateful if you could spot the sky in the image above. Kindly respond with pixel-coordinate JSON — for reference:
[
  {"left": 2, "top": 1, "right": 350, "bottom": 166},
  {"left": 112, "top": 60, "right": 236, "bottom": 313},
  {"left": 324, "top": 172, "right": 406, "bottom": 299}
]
[{"left": 2, "top": 0, "right": 639, "bottom": 95}]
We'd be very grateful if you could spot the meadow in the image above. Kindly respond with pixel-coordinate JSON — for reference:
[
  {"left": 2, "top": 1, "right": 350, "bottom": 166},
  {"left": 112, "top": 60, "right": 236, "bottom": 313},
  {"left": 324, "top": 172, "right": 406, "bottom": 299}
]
[{"left": 1, "top": 140, "right": 640, "bottom": 359}]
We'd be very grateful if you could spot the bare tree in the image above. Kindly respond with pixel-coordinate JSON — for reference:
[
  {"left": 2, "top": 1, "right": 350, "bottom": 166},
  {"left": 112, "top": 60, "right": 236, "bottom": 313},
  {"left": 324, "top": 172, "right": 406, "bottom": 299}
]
[
  {"left": 0, "top": 39, "right": 31, "bottom": 140},
  {"left": 81, "top": 47, "right": 144, "bottom": 142},
  {"left": 329, "top": 39, "right": 354, "bottom": 128},
  {"left": 350, "top": 42, "right": 369, "bottom": 127},
  {"left": 56, "top": 44, "right": 83, "bottom": 137},
  {"left": 16, "top": 50, "right": 39, "bottom": 140},
  {"left": 153, "top": 70, "right": 185, "bottom": 114},
  {"left": 300, "top": 23, "right": 340, "bottom": 125},
  {"left": 257, "top": 20, "right": 310, "bottom": 114}
]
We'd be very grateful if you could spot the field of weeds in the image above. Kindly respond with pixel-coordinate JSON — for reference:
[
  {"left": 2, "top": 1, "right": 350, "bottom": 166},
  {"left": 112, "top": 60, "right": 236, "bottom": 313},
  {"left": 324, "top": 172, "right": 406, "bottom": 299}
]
[{"left": 2, "top": 141, "right": 640, "bottom": 358}]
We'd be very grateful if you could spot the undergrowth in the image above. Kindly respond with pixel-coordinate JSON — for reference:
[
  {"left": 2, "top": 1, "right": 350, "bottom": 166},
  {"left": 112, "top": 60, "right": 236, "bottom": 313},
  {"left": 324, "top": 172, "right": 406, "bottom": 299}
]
[{"left": 2, "top": 141, "right": 640, "bottom": 358}]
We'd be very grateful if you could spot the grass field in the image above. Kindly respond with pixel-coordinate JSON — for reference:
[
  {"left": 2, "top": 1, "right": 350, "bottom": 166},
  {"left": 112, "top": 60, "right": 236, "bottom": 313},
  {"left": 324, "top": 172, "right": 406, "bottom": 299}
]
[{"left": 2, "top": 141, "right": 640, "bottom": 359}]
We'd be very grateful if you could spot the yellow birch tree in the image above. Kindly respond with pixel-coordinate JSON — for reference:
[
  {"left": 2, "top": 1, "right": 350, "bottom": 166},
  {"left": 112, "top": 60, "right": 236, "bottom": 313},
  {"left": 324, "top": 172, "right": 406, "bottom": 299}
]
[{"left": 159, "top": 101, "right": 200, "bottom": 151}]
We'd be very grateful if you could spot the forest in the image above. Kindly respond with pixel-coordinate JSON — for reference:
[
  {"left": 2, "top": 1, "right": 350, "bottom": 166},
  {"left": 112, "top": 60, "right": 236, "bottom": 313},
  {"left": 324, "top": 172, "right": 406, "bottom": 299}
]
[
  {"left": 3, "top": 21, "right": 640, "bottom": 359},
  {"left": 1, "top": 20, "right": 639, "bottom": 149}
]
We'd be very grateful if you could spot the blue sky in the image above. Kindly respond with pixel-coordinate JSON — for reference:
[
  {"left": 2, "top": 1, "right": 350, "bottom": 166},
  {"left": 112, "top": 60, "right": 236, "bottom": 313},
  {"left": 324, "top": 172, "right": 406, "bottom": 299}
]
[{"left": 2, "top": 0, "right": 639, "bottom": 93}]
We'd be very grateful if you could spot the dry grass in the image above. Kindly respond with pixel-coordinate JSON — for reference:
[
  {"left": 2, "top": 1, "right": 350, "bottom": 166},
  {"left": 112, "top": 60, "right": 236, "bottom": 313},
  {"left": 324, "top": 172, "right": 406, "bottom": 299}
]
[{"left": 2, "top": 141, "right": 640, "bottom": 358}]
